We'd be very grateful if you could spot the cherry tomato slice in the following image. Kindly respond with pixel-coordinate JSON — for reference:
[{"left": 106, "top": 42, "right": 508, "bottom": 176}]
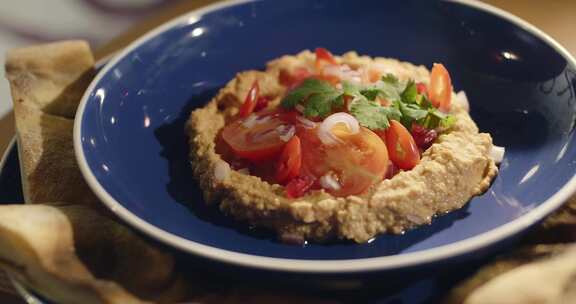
[
  {"left": 276, "top": 135, "right": 302, "bottom": 184},
  {"left": 238, "top": 81, "right": 259, "bottom": 118},
  {"left": 429, "top": 63, "right": 452, "bottom": 112},
  {"left": 298, "top": 126, "right": 388, "bottom": 197},
  {"left": 315, "top": 47, "right": 337, "bottom": 70},
  {"left": 221, "top": 113, "right": 289, "bottom": 162},
  {"left": 381, "top": 120, "right": 420, "bottom": 170}
]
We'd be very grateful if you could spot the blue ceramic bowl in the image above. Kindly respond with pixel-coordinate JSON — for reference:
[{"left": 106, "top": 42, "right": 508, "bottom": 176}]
[{"left": 74, "top": 0, "right": 576, "bottom": 273}]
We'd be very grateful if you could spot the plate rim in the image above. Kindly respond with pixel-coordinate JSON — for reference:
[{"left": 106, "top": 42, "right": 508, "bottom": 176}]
[{"left": 74, "top": 0, "right": 576, "bottom": 273}]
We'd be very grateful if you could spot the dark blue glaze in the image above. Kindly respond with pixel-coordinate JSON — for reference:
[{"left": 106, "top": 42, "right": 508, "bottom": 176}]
[{"left": 79, "top": 0, "right": 576, "bottom": 260}]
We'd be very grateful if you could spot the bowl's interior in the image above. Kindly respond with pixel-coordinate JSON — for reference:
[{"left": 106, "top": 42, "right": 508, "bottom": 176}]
[{"left": 79, "top": 0, "right": 576, "bottom": 260}]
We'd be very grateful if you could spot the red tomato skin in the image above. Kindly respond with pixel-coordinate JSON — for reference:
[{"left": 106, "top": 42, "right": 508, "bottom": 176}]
[
  {"left": 254, "top": 96, "right": 270, "bottom": 112},
  {"left": 275, "top": 136, "right": 302, "bottom": 184},
  {"left": 315, "top": 47, "right": 337, "bottom": 66},
  {"left": 411, "top": 123, "right": 438, "bottom": 150},
  {"left": 381, "top": 120, "right": 420, "bottom": 170},
  {"left": 416, "top": 82, "right": 427, "bottom": 95},
  {"left": 239, "top": 81, "right": 259, "bottom": 118},
  {"left": 429, "top": 63, "right": 452, "bottom": 112},
  {"left": 298, "top": 126, "right": 388, "bottom": 197},
  {"left": 279, "top": 67, "right": 312, "bottom": 90},
  {"left": 221, "top": 113, "right": 288, "bottom": 162},
  {"left": 285, "top": 175, "right": 315, "bottom": 198}
]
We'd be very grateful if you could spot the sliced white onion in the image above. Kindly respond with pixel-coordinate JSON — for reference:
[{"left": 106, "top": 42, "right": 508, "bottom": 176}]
[
  {"left": 241, "top": 113, "right": 258, "bottom": 128},
  {"left": 252, "top": 128, "right": 277, "bottom": 143},
  {"left": 276, "top": 125, "right": 296, "bottom": 142},
  {"left": 295, "top": 104, "right": 305, "bottom": 113},
  {"left": 320, "top": 174, "right": 341, "bottom": 191},
  {"left": 322, "top": 64, "right": 344, "bottom": 79},
  {"left": 455, "top": 91, "right": 469, "bottom": 112},
  {"left": 490, "top": 145, "right": 505, "bottom": 164},
  {"left": 255, "top": 115, "right": 272, "bottom": 124},
  {"left": 318, "top": 112, "right": 360, "bottom": 145},
  {"left": 296, "top": 115, "right": 317, "bottom": 129},
  {"left": 237, "top": 167, "right": 250, "bottom": 175},
  {"left": 214, "top": 161, "right": 231, "bottom": 182}
]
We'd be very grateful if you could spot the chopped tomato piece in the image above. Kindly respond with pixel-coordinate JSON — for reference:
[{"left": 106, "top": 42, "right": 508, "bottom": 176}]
[
  {"left": 368, "top": 69, "right": 382, "bottom": 83},
  {"left": 429, "top": 63, "right": 452, "bottom": 112},
  {"left": 381, "top": 120, "right": 420, "bottom": 170},
  {"left": 315, "top": 47, "right": 337, "bottom": 70},
  {"left": 276, "top": 136, "right": 302, "bottom": 184},
  {"left": 254, "top": 96, "right": 271, "bottom": 112},
  {"left": 298, "top": 126, "right": 388, "bottom": 197},
  {"left": 384, "top": 161, "right": 399, "bottom": 179},
  {"left": 279, "top": 67, "right": 312, "bottom": 90},
  {"left": 221, "top": 112, "right": 290, "bottom": 162},
  {"left": 411, "top": 123, "right": 438, "bottom": 150},
  {"left": 238, "top": 81, "right": 259, "bottom": 118},
  {"left": 285, "top": 175, "right": 315, "bottom": 198},
  {"left": 416, "top": 82, "right": 427, "bottom": 95}
]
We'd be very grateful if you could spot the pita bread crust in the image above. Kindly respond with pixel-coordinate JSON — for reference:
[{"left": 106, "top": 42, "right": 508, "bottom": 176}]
[
  {"left": 6, "top": 40, "right": 95, "bottom": 119},
  {"left": 7, "top": 41, "right": 99, "bottom": 207},
  {"left": 0, "top": 204, "right": 146, "bottom": 304}
]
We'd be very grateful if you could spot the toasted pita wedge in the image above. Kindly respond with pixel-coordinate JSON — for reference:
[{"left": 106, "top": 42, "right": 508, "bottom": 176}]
[{"left": 4, "top": 41, "right": 188, "bottom": 303}]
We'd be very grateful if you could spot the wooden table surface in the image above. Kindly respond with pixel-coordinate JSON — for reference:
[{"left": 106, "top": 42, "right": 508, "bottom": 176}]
[{"left": 0, "top": 0, "right": 574, "bottom": 302}]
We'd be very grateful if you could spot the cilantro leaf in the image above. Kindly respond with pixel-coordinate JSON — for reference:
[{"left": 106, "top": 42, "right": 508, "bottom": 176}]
[
  {"left": 350, "top": 98, "right": 401, "bottom": 130},
  {"left": 401, "top": 80, "right": 418, "bottom": 104},
  {"left": 281, "top": 79, "right": 342, "bottom": 118},
  {"left": 381, "top": 74, "right": 400, "bottom": 86},
  {"left": 303, "top": 90, "right": 342, "bottom": 118},
  {"left": 398, "top": 101, "right": 428, "bottom": 122},
  {"left": 281, "top": 79, "right": 337, "bottom": 108},
  {"left": 359, "top": 88, "right": 381, "bottom": 101}
]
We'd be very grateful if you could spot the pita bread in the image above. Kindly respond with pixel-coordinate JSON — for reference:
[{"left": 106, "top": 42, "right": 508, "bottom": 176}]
[
  {"left": 445, "top": 196, "right": 576, "bottom": 303},
  {"left": 5, "top": 41, "right": 188, "bottom": 303}
]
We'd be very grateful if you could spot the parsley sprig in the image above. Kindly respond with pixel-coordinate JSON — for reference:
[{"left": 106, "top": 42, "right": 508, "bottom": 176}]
[{"left": 280, "top": 74, "right": 455, "bottom": 130}]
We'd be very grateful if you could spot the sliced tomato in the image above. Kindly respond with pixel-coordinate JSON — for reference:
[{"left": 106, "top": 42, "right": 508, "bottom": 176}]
[
  {"left": 429, "top": 63, "right": 452, "bottom": 112},
  {"left": 380, "top": 120, "right": 420, "bottom": 170},
  {"left": 238, "top": 81, "right": 259, "bottom": 118},
  {"left": 276, "top": 135, "right": 302, "bottom": 184},
  {"left": 298, "top": 125, "right": 388, "bottom": 197},
  {"left": 315, "top": 47, "right": 337, "bottom": 70},
  {"left": 221, "top": 112, "right": 291, "bottom": 162}
]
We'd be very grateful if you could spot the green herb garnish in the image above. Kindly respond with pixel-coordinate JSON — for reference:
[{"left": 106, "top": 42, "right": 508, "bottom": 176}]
[
  {"left": 281, "top": 79, "right": 342, "bottom": 118},
  {"left": 280, "top": 73, "right": 455, "bottom": 130}
]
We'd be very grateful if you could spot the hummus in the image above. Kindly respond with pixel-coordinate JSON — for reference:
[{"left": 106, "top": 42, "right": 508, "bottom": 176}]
[{"left": 186, "top": 50, "right": 498, "bottom": 243}]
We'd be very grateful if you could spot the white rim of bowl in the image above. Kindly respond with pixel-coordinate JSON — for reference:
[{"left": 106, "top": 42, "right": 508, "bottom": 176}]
[{"left": 74, "top": 0, "right": 576, "bottom": 273}]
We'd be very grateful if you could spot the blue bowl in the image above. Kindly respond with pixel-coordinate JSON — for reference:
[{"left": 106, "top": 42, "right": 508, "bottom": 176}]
[{"left": 74, "top": 0, "right": 576, "bottom": 273}]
